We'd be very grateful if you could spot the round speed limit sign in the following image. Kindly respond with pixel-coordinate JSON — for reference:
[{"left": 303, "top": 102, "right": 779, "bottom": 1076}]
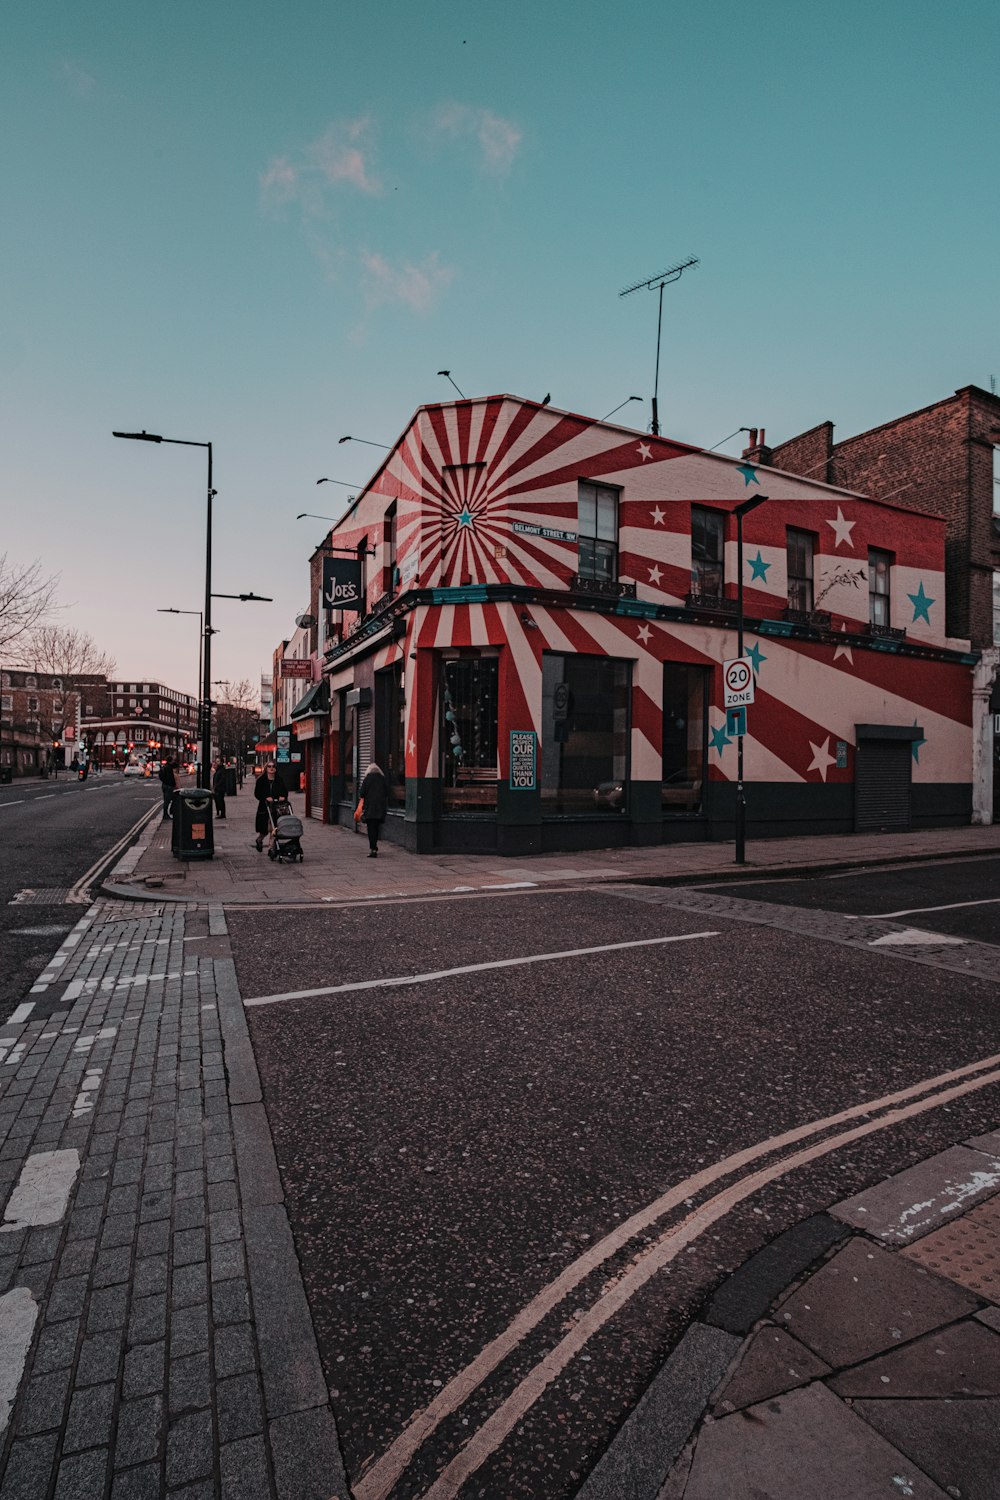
[{"left": 723, "top": 656, "right": 755, "bottom": 706}]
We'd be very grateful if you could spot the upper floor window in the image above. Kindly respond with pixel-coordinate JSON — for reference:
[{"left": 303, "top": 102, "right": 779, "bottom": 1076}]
[
  {"left": 25, "top": 675, "right": 36, "bottom": 689},
  {"left": 691, "top": 507, "right": 725, "bottom": 597},
  {"left": 868, "top": 548, "right": 892, "bottom": 626},
  {"left": 27, "top": 697, "right": 39, "bottom": 712},
  {"left": 51, "top": 677, "right": 62, "bottom": 690},
  {"left": 577, "top": 482, "right": 618, "bottom": 581},
  {"left": 786, "top": 528, "right": 815, "bottom": 612},
  {"left": 385, "top": 503, "right": 398, "bottom": 591}
]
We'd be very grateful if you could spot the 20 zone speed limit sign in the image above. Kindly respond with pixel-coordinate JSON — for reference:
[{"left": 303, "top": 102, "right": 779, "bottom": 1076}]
[{"left": 723, "top": 657, "right": 755, "bottom": 707}]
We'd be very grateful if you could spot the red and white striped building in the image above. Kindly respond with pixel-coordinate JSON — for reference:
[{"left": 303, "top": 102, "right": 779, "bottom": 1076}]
[{"left": 301, "top": 395, "right": 976, "bottom": 854}]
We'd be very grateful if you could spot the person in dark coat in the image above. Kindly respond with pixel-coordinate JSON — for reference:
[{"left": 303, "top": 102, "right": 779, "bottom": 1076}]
[
  {"left": 211, "top": 761, "right": 227, "bottom": 820},
  {"left": 158, "top": 755, "right": 178, "bottom": 820},
  {"left": 358, "top": 761, "right": 388, "bottom": 856},
  {"left": 254, "top": 760, "right": 290, "bottom": 851}
]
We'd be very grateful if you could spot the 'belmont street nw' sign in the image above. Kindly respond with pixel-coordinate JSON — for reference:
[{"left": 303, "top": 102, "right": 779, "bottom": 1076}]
[{"left": 322, "top": 556, "right": 363, "bottom": 611}]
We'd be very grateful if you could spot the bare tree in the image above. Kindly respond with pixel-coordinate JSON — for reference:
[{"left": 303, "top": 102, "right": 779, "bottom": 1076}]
[
  {"left": 214, "top": 678, "right": 258, "bottom": 780},
  {"left": 25, "top": 625, "right": 116, "bottom": 679},
  {"left": 0, "top": 555, "right": 58, "bottom": 659}
]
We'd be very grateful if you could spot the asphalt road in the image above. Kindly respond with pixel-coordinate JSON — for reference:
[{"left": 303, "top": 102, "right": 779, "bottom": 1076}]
[
  {"left": 707, "top": 852, "right": 1000, "bottom": 943},
  {"left": 0, "top": 772, "right": 160, "bottom": 1022},
  {"left": 229, "top": 868, "right": 1000, "bottom": 1500}
]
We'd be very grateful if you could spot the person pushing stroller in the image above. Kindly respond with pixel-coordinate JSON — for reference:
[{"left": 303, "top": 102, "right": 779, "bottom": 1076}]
[{"left": 254, "top": 760, "right": 290, "bottom": 852}]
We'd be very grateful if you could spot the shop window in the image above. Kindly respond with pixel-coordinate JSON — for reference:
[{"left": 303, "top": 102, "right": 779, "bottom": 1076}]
[
  {"left": 384, "top": 503, "right": 398, "bottom": 594},
  {"left": 663, "top": 664, "right": 707, "bottom": 812},
  {"left": 868, "top": 548, "right": 892, "bottom": 627},
  {"left": 541, "top": 653, "right": 630, "bottom": 814},
  {"left": 441, "top": 657, "right": 499, "bottom": 810},
  {"left": 577, "top": 482, "right": 619, "bottom": 582},
  {"left": 786, "top": 529, "right": 815, "bottom": 612},
  {"left": 691, "top": 507, "right": 725, "bottom": 598}
]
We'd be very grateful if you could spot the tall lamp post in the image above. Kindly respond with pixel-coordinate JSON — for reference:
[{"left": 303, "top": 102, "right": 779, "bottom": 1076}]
[
  {"left": 157, "top": 608, "right": 205, "bottom": 758},
  {"left": 114, "top": 430, "right": 215, "bottom": 787},
  {"left": 733, "top": 492, "right": 769, "bottom": 865}
]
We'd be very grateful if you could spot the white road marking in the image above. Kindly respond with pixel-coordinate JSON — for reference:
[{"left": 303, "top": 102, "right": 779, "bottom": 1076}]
[
  {"left": 0, "top": 801, "right": 25, "bottom": 808},
  {"left": 421, "top": 1061, "right": 1000, "bottom": 1500},
  {"left": 0, "top": 1150, "right": 81, "bottom": 1232},
  {"left": 869, "top": 927, "right": 966, "bottom": 947},
  {"left": 6, "top": 1004, "right": 33, "bottom": 1025},
  {"left": 33, "top": 794, "right": 55, "bottom": 801},
  {"left": 356, "top": 1047, "right": 1000, "bottom": 1500},
  {"left": 0, "top": 1287, "right": 38, "bottom": 1435},
  {"left": 857, "top": 896, "right": 1000, "bottom": 920},
  {"left": 245, "top": 931, "right": 721, "bottom": 1008}
]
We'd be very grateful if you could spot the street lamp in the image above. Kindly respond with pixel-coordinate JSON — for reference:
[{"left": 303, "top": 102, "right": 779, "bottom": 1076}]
[
  {"left": 437, "top": 370, "right": 467, "bottom": 399},
  {"left": 733, "top": 492, "right": 769, "bottom": 865},
  {"left": 601, "top": 396, "right": 643, "bottom": 422},
  {"left": 315, "top": 477, "right": 362, "bottom": 489},
  {"left": 338, "top": 435, "right": 390, "bottom": 450},
  {"left": 157, "top": 607, "right": 208, "bottom": 756}
]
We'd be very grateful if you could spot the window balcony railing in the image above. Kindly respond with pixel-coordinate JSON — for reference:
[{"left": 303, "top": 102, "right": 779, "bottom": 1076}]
[
  {"left": 782, "top": 607, "right": 832, "bottom": 628},
  {"left": 685, "top": 589, "right": 737, "bottom": 615},
  {"left": 864, "top": 621, "right": 907, "bottom": 640},
  {"left": 570, "top": 574, "right": 637, "bottom": 599}
]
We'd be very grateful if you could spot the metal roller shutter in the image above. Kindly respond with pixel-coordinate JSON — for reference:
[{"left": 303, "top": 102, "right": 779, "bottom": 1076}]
[
  {"left": 308, "top": 741, "right": 323, "bottom": 819},
  {"left": 855, "top": 739, "right": 912, "bottom": 832},
  {"left": 357, "top": 706, "right": 373, "bottom": 777}
]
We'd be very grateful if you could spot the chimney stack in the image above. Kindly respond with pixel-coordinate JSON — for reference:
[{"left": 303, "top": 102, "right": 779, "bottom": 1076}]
[{"left": 741, "top": 424, "right": 772, "bottom": 467}]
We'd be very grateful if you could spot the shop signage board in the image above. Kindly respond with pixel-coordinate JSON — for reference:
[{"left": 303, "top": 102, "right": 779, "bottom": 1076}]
[
  {"left": 509, "top": 730, "right": 537, "bottom": 790},
  {"left": 276, "top": 730, "right": 291, "bottom": 764},
  {"left": 322, "top": 557, "right": 363, "bottom": 610},
  {"left": 281, "top": 660, "right": 312, "bottom": 679},
  {"left": 723, "top": 657, "right": 755, "bottom": 708}
]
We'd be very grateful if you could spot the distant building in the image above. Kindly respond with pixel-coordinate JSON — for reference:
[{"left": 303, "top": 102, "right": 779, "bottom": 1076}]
[
  {"left": 0, "top": 670, "right": 107, "bottom": 777},
  {"left": 82, "top": 679, "right": 199, "bottom": 767}
]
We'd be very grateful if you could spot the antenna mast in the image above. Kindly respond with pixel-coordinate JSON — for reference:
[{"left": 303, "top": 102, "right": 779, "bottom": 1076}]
[{"left": 619, "top": 256, "right": 699, "bottom": 436}]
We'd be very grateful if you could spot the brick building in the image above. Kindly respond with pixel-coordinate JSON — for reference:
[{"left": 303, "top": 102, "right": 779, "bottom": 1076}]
[
  {"left": 0, "top": 670, "right": 108, "bottom": 777},
  {"left": 756, "top": 385, "right": 1000, "bottom": 821},
  {"left": 82, "top": 679, "right": 199, "bottom": 767}
]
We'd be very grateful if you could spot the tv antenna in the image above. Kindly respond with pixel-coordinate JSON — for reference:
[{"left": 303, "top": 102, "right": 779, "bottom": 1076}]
[{"left": 619, "top": 256, "right": 699, "bottom": 436}]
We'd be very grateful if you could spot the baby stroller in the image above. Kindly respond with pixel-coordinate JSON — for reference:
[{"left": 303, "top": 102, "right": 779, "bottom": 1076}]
[{"left": 267, "top": 799, "right": 304, "bottom": 863}]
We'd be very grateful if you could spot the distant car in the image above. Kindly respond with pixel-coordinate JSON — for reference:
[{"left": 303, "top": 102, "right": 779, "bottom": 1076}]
[{"left": 124, "top": 764, "right": 144, "bottom": 777}]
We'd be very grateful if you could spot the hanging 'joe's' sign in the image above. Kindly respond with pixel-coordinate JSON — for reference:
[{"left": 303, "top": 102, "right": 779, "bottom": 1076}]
[{"left": 322, "top": 557, "right": 363, "bottom": 611}]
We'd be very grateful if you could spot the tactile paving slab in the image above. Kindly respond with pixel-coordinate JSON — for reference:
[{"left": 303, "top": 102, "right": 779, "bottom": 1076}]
[{"left": 903, "top": 1195, "right": 1000, "bottom": 1302}]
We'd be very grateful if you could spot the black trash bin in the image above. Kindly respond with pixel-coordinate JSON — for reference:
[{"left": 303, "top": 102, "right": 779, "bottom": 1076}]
[
  {"left": 172, "top": 788, "right": 214, "bottom": 860},
  {"left": 225, "top": 766, "right": 238, "bottom": 797},
  {"left": 0, "top": 767, "right": 12, "bottom": 785}
]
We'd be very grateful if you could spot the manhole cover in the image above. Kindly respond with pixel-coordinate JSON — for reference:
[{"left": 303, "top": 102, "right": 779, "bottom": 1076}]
[{"left": 9, "top": 889, "right": 75, "bottom": 905}]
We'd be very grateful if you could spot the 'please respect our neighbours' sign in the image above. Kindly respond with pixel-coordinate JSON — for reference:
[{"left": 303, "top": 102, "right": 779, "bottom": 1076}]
[{"left": 509, "top": 731, "right": 537, "bottom": 790}]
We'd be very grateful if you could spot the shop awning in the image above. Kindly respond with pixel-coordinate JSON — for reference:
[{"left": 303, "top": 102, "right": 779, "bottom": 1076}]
[{"left": 290, "top": 681, "right": 330, "bottom": 720}]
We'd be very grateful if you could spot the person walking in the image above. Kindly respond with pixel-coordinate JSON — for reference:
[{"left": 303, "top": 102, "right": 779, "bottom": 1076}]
[
  {"left": 358, "top": 761, "right": 388, "bottom": 857},
  {"left": 254, "top": 759, "right": 289, "bottom": 852},
  {"left": 212, "top": 760, "right": 227, "bottom": 820},
  {"left": 158, "top": 754, "right": 178, "bottom": 820}
]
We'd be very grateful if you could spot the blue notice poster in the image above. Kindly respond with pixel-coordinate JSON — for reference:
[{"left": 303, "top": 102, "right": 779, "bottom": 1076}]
[{"left": 509, "top": 730, "right": 537, "bottom": 790}]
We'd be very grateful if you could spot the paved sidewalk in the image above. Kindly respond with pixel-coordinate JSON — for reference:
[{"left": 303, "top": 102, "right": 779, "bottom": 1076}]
[
  {"left": 0, "top": 900, "right": 348, "bottom": 1499},
  {"left": 106, "top": 782, "right": 1000, "bottom": 907},
  {"left": 581, "top": 1134, "right": 1000, "bottom": 1500}
]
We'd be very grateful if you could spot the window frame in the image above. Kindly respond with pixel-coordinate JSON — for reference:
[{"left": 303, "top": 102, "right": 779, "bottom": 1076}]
[
  {"left": 786, "top": 527, "right": 816, "bottom": 613},
  {"left": 690, "top": 507, "right": 726, "bottom": 597},
  {"left": 868, "top": 547, "right": 893, "bottom": 627},
  {"left": 577, "top": 480, "right": 620, "bottom": 583}
]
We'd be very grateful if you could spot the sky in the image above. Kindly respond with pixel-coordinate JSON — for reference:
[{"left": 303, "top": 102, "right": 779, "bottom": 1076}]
[{"left": 3, "top": 0, "right": 997, "bottom": 700}]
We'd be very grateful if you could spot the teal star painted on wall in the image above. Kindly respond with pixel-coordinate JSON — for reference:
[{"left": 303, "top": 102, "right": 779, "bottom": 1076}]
[
  {"left": 709, "top": 723, "right": 731, "bottom": 757},
  {"left": 911, "top": 720, "right": 927, "bottom": 763},
  {"left": 456, "top": 508, "right": 475, "bottom": 529},
  {"left": 907, "top": 581, "right": 934, "bottom": 623},
  {"left": 747, "top": 551, "right": 771, "bottom": 582},
  {"left": 736, "top": 462, "right": 759, "bottom": 487},
  {"left": 744, "top": 642, "right": 766, "bottom": 674}
]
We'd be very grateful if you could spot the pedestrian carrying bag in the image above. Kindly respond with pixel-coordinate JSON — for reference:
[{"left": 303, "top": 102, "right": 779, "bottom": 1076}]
[{"left": 353, "top": 799, "right": 364, "bottom": 822}]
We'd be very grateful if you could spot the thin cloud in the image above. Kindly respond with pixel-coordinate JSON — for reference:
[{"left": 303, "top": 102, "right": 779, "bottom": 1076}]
[
  {"left": 360, "top": 250, "right": 455, "bottom": 314},
  {"left": 259, "top": 117, "right": 381, "bottom": 215},
  {"left": 58, "top": 60, "right": 96, "bottom": 98},
  {"left": 432, "top": 103, "right": 522, "bottom": 174}
]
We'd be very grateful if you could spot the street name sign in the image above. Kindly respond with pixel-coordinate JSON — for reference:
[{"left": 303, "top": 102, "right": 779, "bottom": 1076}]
[{"left": 723, "top": 657, "right": 755, "bottom": 708}]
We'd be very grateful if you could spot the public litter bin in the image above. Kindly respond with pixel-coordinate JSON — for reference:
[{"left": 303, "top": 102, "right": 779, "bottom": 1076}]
[
  {"left": 172, "top": 788, "right": 214, "bottom": 860},
  {"left": 0, "top": 767, "right": 12, "bottom": 785},
  {"left": 225, "top": 766, "right": 238, "bottom": 797}
]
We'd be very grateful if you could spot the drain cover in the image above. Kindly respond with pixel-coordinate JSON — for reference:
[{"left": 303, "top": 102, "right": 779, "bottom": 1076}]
[{"left": 10, "top": 889, "right": 75, "bottom": 905}]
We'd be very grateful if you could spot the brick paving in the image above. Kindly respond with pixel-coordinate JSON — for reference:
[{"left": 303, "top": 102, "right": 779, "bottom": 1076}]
[{"left": 0, "top": 902, "right": 347, "bottom": 1500}]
